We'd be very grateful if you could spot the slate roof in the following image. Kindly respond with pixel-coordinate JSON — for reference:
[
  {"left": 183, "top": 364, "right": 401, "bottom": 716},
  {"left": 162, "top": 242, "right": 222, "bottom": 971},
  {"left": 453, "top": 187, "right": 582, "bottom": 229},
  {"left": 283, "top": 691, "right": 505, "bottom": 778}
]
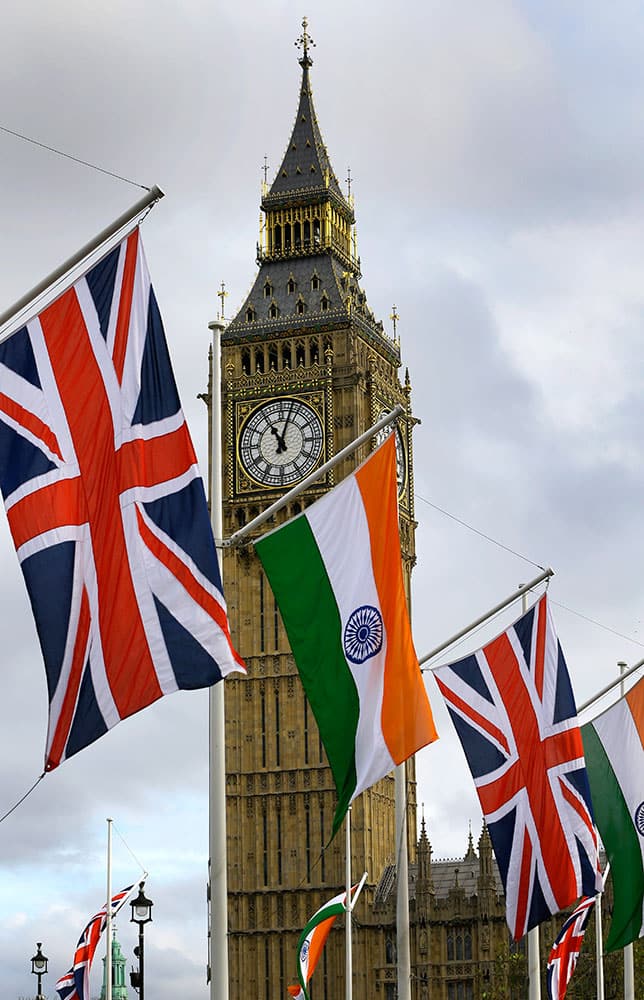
[{"left": 373, "top": 836, "right": 504, "bottom": 908}]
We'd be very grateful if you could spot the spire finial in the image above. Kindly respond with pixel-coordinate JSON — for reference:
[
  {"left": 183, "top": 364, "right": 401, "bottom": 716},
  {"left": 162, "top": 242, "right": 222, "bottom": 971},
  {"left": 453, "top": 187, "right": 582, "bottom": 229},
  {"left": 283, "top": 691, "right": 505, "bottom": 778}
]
[
  {"left": 262, "top": 155, "right": 269, "bottom": 184},
  {"left": 295, "top": 17, "right": 315, "bottom": 68},
  {"left": 217, "top": 280, "right": 228, "bottom": 320},
  {"left": 390, "top": 304, "right": 399, "bottom": 342},
  {"left": 346, "top": 166, "right": 352, "bottom": 198}
]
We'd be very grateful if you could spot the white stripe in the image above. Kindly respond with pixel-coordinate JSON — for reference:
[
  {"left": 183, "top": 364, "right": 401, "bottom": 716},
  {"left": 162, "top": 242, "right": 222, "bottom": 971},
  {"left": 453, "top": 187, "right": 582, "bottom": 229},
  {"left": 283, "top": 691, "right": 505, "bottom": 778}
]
[
  {"left": 120, "top": 236, "right": 152, "bottom": 424},
  {"left": 27, "top": 316, "right": 78, "bottom": 464},
  {"left": 121, "top": 503, "right": 177, "bottom": 697},
  {"left": 594, "top": 699, "right": 644, "bottom": 870},
  {"left": 119, "top": 463, "right": 201, "bottom": 508},
  {"left": 17, "top": 522, "right": 85, "bottom": 561},
  {"left": 306, "top": 474, "right": 395, "bottom": 800}
]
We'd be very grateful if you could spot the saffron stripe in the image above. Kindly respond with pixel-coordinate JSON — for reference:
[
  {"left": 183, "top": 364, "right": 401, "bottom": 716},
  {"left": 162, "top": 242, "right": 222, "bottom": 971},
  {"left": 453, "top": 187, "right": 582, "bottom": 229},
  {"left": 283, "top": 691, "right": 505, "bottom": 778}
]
[{"left": 356, "top": 435, "right": 437, "bottom": 762}]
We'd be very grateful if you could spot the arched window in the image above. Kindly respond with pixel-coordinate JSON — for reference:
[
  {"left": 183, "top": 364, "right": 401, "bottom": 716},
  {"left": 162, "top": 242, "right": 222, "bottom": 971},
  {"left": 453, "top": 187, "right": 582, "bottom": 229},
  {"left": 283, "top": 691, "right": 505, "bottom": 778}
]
[
  {"left": 264, "top": 280, "right": 273, "bottom": 298},
  {"left": 311, "top": 273, "right": 320, "bottom": 290},
  {"left": 246, "top": 307, "right": 256, "bottom": 323},
  {"left": 321, "top": 294, "right": 329, "bottom": 311},
  {"left": 273, "top": 225, "right": 281, "bottom": 251},
  {"left": 294, "top": 221, "right": 301, "bottom": 248},
  {"left": 304, "top": 220, "right": 311, "bottom": 245},
  {"left": 287, "top": 277, "right": 296, "bottom": 294},
  {"left": 269, "top": 302, "right": 279, "bottom": 319},
  {"left": 297, "top": 298, "right": 306, "bottom": 315}
]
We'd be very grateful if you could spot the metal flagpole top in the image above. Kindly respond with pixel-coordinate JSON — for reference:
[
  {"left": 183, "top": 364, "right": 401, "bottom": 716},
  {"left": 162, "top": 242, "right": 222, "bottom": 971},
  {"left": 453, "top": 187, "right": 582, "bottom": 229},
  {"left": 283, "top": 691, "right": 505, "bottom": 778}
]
[{"left": 0, "top": 185, "right": 164, "bottom": 337}]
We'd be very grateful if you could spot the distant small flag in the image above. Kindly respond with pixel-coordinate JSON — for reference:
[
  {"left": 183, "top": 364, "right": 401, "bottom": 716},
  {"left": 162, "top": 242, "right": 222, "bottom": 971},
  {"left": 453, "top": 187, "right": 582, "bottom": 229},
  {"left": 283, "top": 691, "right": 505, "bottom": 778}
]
[
  {"left": 55, "top": 884, "right": 134, "bottom": 1000},
  {"left": 289, "top": 874, "right": 367, "bottom": 1000},
  {"left": 546, "top": 895, "right": 595, "bottom": 1000}
]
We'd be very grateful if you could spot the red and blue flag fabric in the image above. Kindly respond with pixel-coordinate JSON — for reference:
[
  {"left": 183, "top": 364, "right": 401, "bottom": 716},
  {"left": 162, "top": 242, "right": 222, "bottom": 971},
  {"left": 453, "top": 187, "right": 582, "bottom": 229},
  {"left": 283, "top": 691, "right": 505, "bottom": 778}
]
[
  {"left": 55, "top": 883, "right": 134, "bottom": 1000},
  {"left": 0, "top": 227, "right": 245, "bottom": 770},
  {"left": 546, "top": 895, "right": 595, "bottom": 1000},
  {"left": 433, "top": 593, "right": 601, "bottom": 939}
]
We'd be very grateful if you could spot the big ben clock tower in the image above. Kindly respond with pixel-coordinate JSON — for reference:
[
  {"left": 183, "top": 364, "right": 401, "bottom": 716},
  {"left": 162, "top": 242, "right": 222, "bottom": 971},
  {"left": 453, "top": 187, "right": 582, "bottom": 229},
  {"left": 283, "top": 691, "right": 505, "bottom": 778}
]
[{"left": 217, "top": 21, "right": 420, "bottom": 1000}]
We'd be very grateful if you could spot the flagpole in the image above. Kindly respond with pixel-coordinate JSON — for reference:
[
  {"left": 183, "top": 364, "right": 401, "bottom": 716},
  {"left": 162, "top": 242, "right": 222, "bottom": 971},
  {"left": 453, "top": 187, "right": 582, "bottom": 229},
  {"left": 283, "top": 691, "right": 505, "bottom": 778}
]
[
  {"left": 619, "top": 663, "right": 635, "bottom": 1000},
  {"left": 223, "top": 405, "right": 404, "bottom": 548},
  {"left": 576, "top": 657, "right": 643, "bottom": 716},
  {"left": 595, "top": 868, "right": 607, "bottom": 1000},
  {"left": 209, "top": 317, "right": 229, "bottom": 1000},
  {"left": 0, "top": 185, "right": 164, "bottom": 336},
  {"left": 106, "top": 817, "right": 113, "bottom": 1000},
  {"left": 346, "top": 806, "right": 352, "bottom": 1000},
  {"left": 419, "top": 568, "right": 554, "bottom": 669},
  {"left": 395, "top": 764, "right": 411, "bottom": 1000},
  {"left": 522, "top": 589, "right": 541, "bottom": 1000}
]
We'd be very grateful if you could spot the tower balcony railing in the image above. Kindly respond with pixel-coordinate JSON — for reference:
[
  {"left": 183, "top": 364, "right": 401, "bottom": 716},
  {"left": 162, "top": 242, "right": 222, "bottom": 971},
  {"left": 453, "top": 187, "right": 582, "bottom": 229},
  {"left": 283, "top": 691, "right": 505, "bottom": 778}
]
[{"left": 256, "top": 238, "right": 361, "bottom": 276}]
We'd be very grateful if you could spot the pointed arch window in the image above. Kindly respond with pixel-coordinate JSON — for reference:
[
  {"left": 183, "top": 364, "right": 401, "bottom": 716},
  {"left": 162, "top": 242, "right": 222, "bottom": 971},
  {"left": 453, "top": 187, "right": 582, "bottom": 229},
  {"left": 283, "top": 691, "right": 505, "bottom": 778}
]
[
  {"left": 304, "top": 220, "right": 311, "bottom": 245},
  {"left": 264, "top": 280, "right": 273, "bottom": 298},
  {"left": 273, "top": 225, "right": 282, "bottom": 251},
  {"left": 320, "top": 294, "right": 329, "bottom": 311},
  {"left": 246, "top": 306, "right": 256, "bottom": 323},
  {"left": 287, "top": 277, "right": 296, "bottom": 295},
  {"left": 269, "top": 302, "right": 279, "bottom": 319},
  {"left": 311, "top": 273, "right": 320, "bottom": 290},
  {"left": 296, "top": 298, "right": 306, "bottom": 315}
]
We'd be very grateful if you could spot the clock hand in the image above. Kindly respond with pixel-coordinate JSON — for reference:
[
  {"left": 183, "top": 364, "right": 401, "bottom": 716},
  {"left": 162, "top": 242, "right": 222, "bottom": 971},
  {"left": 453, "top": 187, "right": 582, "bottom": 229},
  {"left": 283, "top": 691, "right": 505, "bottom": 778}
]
[
  {"left": 270, "top": 425, "right": 287, "bottom": 454},
  {"left": 272, "top": 400, "right": 296, "bottom": 455}
]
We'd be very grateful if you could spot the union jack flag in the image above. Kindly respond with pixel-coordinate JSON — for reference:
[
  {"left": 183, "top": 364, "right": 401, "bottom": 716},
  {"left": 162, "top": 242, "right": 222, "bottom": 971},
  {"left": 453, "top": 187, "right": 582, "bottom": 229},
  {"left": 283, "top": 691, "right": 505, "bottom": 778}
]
[
  {"left": 546, "top": 895, "right": 595, "bottom": 1000},
  {"left": 55, "top": 883, "right": 134, "bottom": 1000},
  {"left": 433, "top": 593, "right": 601, "bottom": 939},
  {"left": 0, "top": 228, "right": 245, "bottom": 770}
]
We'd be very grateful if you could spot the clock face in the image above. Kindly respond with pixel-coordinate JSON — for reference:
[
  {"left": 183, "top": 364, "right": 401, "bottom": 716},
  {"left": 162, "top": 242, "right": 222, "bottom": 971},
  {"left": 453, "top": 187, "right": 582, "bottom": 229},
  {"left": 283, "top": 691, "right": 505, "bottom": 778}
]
[
  {"left": 239, "top": 397, "right": 324, "bottom": 488},
  {"left": 375, "top": 411, "right": 406, "bottom": 496}
]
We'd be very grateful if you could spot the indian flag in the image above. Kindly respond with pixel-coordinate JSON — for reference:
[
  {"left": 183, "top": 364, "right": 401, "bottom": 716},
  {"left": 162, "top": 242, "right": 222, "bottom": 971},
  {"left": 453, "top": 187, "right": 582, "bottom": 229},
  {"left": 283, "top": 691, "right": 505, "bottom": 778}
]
[
  {"left": 288, "top": 875, "right": 367, "bottom": 1000},
  {"left": 255, "top": 435, "right": 438, "bottom": 835},
  {"left": 581, "top": 674, "right": 644, "bottom": 951}
]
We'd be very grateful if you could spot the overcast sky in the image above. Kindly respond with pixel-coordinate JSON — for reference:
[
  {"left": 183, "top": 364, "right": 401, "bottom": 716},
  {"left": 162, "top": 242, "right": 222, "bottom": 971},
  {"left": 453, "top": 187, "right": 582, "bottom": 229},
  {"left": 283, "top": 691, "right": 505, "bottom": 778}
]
[{"left": 2, "top": 1, "right": 644, "bottom": 996}]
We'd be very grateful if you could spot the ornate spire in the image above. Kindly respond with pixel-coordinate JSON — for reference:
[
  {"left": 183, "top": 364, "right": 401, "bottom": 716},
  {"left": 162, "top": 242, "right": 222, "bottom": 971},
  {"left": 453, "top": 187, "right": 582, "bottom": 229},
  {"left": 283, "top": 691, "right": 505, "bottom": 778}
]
[
  {"left": 295, "top": 16, "right": 315, "bottom": 68},
  {"left": 265, "top": 19, "right": 346, "bottom": 206}
]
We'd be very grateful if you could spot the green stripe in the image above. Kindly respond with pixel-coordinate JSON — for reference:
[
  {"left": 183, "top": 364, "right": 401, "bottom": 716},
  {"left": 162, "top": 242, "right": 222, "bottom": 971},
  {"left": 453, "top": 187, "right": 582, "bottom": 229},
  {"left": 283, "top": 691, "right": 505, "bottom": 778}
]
[
  {"left": 582, "top": 722, "right": 644, "bottom": 951},
  {"left": 256, "top": 516, "right": 359, "bottom": 834}
]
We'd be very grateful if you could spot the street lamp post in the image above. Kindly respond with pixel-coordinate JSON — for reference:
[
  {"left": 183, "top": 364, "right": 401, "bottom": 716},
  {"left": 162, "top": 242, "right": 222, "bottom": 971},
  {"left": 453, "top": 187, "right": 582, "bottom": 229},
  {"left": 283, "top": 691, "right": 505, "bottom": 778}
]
[
  {"left": 31, "top": 942, "right": 48, "bottom": 1000},
  {"left": 130, "top": 881, "right": 153, "bottom": 1000}
]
